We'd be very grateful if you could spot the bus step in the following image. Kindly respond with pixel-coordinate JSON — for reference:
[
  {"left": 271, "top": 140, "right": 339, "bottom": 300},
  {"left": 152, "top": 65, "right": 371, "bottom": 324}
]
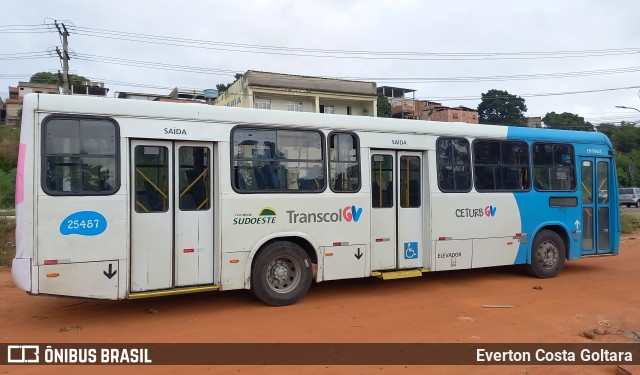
[
  {"left": 371, "top": 268, "right": 429, "bottom": 280},
  {"left": 128, "top": 285, "right": 220, "bottom": 299}
]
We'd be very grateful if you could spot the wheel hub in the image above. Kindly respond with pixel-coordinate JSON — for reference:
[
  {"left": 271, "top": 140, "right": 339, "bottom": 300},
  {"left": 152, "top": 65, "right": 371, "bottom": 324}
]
[
  {"left": 272, "top": 262, "right": 288, "bottom": 281},
  {"left": 539, "top": 241, "right": 558, "bottom": 267},
  {"left": 266, "top": 257, "right": 299, "bottom": 293}
]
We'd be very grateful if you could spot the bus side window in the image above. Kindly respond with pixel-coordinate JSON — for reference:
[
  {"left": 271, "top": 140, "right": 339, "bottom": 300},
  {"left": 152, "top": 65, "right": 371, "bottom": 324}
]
[
  {"left": 43, "top": 117, "right": 119, "bottom": 196},
  {"left": 329, "top": 133, "right": 360, "bottom": 193},
  {"left": 437, "top": 137, "right": 471, "bottom": 192},
  {"left": 232, "top": 128, "right": 324, "bottom": 192}
]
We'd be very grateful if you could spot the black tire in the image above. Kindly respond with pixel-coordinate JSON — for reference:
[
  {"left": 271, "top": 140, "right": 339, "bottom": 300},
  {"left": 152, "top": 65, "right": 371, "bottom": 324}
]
[
  {"left": 251, "top": 241, "right": 312, "bottom": 306},
  {"left": 526, "top": 229, "right": 566, "bottom": 278},
  {"left": 635, "top": 201, "right": 640, "bottom": 208},
  {"left": 626, "top": 204, "right": 632, "bottom": 208}
]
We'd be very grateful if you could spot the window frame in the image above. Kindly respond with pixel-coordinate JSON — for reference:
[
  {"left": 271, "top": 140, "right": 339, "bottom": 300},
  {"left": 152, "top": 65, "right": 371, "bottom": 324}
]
[
  {"left": 327, "top": 131, "right": 361, "bottom": 193},
  {"left": 287, "top": 101, "right": 303, "bottom": 112},
  {"left": 371, "top": 153, "right": 394, "bottom": 208},
  {"left": 254, "top": 98, "right": 271, "bottom": 110},
  {"left": 400, "top": 154, "right": 421, "bottom": 208},
  {"left": 472, "top": 139, "right": 531, "bottom": 193},
  {"left": 436, "top": 136, "right": 472, "bottom": 193},
  {"left": 230, "top": 126, "right": 326, "bottom": 194},
  {"left": 177, "top": 145, "right": 212, "bottom": 212},
  {"left": 133, "top": 145, "right": 169, "bottom": 213},
  {"left": 532, "top": 142, "right": 577, "bottom": 192},
  {"left": 41, "top": 114, "right": 121, "bottom": 196}
]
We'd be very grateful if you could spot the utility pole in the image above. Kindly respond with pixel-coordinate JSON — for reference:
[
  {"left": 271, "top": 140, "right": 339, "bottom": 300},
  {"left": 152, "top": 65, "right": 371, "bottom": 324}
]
[{"left": 54, "top": 21, "right": 70, "bottom": 94}]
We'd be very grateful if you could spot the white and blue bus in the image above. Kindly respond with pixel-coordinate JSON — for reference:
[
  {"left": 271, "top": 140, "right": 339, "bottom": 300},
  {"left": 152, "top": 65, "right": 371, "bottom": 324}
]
[{"left": 12, "top": 94, "right": 619, "bottom": 306}]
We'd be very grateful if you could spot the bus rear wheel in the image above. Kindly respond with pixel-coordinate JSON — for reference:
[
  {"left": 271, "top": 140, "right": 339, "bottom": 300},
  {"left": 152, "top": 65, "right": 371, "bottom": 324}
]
[
  {"left": 251, "top": 241, "right": 312, "bottom": 306},
  {"left": 526, "top": 230, "right": 566, "bottom": 278}
]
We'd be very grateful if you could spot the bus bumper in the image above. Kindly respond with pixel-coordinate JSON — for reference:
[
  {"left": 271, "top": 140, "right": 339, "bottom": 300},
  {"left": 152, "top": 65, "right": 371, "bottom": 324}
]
[{"left": 11, "top": 258, "right": 32, "bottom": 293}]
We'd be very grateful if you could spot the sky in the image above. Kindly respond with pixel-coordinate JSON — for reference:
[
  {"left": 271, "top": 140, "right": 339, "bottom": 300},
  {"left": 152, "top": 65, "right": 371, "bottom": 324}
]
[{"left": 2, "top": 0, "right": 640, "bottom": 124}]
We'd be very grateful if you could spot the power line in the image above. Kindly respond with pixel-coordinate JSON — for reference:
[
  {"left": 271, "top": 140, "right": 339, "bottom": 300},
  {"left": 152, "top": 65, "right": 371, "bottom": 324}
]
[
  {"left": 85, "top": 77, "right": 174, "bottom": 91},
  {"left": 65, "top": 24, "right": 640, "bottom": 61},
  {"left": 68, "top": 51, "right": 640, "bottom": 84},
  {"left": 0, "top": 51, "right": 52, "bottom": 60},
  {"left": 418, "top": 86, "right": 640, "bottom": 102},
  {"left": 360, "top": 67, "right": 640, "bottom": 83},
  {"left": 0, "top": 24, "right": 53, "bottom": 34},
  {"left": 73, "top": 53, "right": 239, "bottom": 77}
]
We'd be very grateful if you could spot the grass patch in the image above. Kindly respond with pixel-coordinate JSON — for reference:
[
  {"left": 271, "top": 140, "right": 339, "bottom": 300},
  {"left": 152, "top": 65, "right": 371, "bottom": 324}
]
[
  {"left": 0, "top": 218, "right": 15, "bottom": 267},
  {"left": 0, "top": 126, "right": 19, "bottom": 171},
  {"left": 621, "top": 214, "right": 640, "bottom": 235}
]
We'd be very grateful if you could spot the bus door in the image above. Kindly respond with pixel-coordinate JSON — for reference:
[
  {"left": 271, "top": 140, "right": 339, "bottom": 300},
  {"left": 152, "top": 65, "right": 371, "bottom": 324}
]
[
  {"left": 579, "top": 157, "right": 612, "bottom": 255},
  {"left": 130, "top": 140, "right": 215, "bottom": 292},
  {"left": 370, "top": 150, "right": 425, "bottom": 271}
]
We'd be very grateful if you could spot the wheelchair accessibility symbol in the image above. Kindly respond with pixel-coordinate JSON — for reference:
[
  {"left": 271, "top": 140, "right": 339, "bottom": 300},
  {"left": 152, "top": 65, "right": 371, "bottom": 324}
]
[{"left": 404, "top": 242, "right": 419, "bottom": 260}]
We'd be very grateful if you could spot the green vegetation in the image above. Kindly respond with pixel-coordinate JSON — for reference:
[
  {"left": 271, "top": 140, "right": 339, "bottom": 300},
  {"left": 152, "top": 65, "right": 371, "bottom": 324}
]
[
  {"left": 620, "top": 214, "right": 640, "bottom": 235},
  {"left": 477, "top": 89, "right": 528, "bottom": 126},
  {"left": 0, "top": 219, "right": 15, "bottom": 267},
  {"left": 376, "top": 92, "right": 392, "bottom": 118},
  {"left": 542, "top": 112, "right": 594, "bottom": 131},
  {"left": 215, "top": 73, "right": 244, "bottom": 93},
  {"left": 0, "top": 127, "right": 19, "bottom": 208},
  {"left": 30, "top": 71, "right": 88, "bottom": 87}
]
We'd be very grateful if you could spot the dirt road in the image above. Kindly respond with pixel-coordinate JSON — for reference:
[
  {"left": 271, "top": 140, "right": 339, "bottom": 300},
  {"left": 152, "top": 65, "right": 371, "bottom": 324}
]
[{"left": 1, "top": 237, "right": 639, "bottom": 374}]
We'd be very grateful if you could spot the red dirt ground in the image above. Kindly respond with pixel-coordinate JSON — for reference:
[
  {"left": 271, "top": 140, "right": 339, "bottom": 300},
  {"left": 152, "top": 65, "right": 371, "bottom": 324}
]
[{"left": 1, "top": 236, "right": 639, "bottom": 374}]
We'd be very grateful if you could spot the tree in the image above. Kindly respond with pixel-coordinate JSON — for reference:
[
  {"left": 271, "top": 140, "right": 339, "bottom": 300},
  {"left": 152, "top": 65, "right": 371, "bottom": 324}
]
[
  {"left": 595, "top": 122, "right": 616, "bottom": 139},
  {"left": 542, "top": 112, "right": 594, "bottom": 131},
  {"left": 612, "top": 126, "right": 640, "bottom": 154},
  {"left": 30, "top": 72, "right": 88, "bottom": 87},
  {"left": 216, "top": 73, "right": 244, "bottom": 93},
  {"left": 477, "top": 89, "right": 527, "bottom": 126},
  {"left": 376, "top": 93, "right": 391, "bottom": 118}
]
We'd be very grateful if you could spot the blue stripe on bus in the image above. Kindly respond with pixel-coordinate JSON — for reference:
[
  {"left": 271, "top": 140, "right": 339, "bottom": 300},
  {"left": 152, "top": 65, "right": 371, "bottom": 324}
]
[
  {"left": 506, "top": 126, "right": 612, "bottom": 147},
  {"left": 506, "top": 126, "right": 618, "bottom": 264}
]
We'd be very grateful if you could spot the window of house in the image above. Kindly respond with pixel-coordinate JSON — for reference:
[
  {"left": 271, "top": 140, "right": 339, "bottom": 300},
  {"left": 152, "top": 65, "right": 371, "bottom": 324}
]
[
  {"left": 287, "top": 101, "right": 303, "bottom": 112},
  {"left": 329, "top": 133, "right": 360, "bottom": 192},
  {"left": 436, "top": 138, "right": 471, "bottom": 192},
  {"left": 43, "top": 117, "right": 119, "bottom": 195},
  {"left": 533, "top": 143, "right": 575, "bottom": 191},
  {"left": 321, "top": 105, "right": 335, "bottom": 114},
  {"left": 254, "top": 98, "right": 271, "bottom": 110},
  {"left": 233, "top": 128, "right": 324, "bottom": 192},
  {"left": 473, "top": 140, "right": 530, "bottom": 191}
]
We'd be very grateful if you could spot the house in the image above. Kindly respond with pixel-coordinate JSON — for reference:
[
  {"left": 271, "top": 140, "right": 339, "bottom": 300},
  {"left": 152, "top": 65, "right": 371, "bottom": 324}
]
[
  {"left": 527, "top": 116, "right": 542, "bottom": 128},
  {"left": 0, "top": 97, "right": 5, "bottom": 123},
  {"left": 378, "top": 86, "right": 417, "bottom": 119},
  {"left": 5, "top": 87, "right": 22, "bottom": 125},
  {"left": 5, "top": 82, "right": 60, "bottom": 125},
  {"left": 169, "top": 87, "right": 206, "bottom": 102},
  {"left": 71, "top": 81, "right": 109, "bottom": 96},
  {"left": 429, "top": 105, "right": 478, "bottom": 124},
  {"left": 17, "top": 81, "right": 59, "bottom": 96},
  {"left": 117, "top": 91, "right": 173, "bottom": 101},
  {"left": 215, "top": 70, "right": 377, "bottom": 116},
  {"left": 377, "top": 87, "right": 480, "bottom": 124}
]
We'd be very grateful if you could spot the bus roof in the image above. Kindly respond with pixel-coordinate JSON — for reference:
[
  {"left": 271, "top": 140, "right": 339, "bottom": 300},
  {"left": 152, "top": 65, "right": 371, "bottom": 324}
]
[{"left": 26, "top": 93, "right": 611, "bottom": 146}]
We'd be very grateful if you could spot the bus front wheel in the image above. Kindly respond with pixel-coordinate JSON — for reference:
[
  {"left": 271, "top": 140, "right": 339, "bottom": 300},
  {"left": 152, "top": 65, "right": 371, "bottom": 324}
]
[
  {"left": 251, "top": 241, "right": 312, "bottom": 306},
  {"left": 526, "top": 230, "right": 566, "bottom": 278}
]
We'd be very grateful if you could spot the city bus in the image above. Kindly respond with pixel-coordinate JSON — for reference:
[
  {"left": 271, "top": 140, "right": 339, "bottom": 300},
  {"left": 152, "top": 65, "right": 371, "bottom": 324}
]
[{"left": 12, "top": 94, "right": 620, "bottom": 306}]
